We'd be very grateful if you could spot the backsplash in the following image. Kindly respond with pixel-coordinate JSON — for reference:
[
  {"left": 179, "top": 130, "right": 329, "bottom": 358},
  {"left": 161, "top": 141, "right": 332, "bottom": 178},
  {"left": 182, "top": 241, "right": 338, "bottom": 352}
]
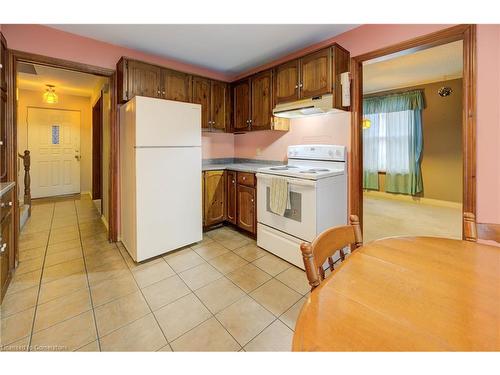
[
  {"left": 233, "top": 111, "right": 350, "bottom": 161},
  {"left": 202, "top": 132, "right": 234, "bottom": 159},
  {"left": 202, "top": 158, "right": 282, "bottom": 165},
  {"left": 201, "top": 111, "right": 350, "bottom": 162}
]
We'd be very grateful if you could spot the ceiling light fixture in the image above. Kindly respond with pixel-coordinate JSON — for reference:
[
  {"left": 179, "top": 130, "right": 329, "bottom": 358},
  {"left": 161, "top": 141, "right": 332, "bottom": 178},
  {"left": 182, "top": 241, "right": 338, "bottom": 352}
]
[
  {"left": 43, "top": 84, "right": 58, "bottom": 104},
  {"left": 438, "top": 86, "right": 453, "bottom": 97}
]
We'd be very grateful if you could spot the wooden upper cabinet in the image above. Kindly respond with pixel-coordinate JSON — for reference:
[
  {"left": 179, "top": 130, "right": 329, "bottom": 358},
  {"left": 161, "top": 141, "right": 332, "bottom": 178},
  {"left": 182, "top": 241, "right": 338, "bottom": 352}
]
[
  {"left": 0, "top": 33, "right": 7, "bottom": 92},
  {"left": 126, "top": 60, "right": 161, "bottom": 100},
  {"left": 300, "top": 48, "right": 332, "bottom": 99},
  {"left": 233, "top": 80, "right": 251, "bottom": 130},
  {"left": 211, "top": 81, "right": 228, "bottom": 131},
  {"left": 275, "top": 59, "right": 300, "bottom": 104},
  {"left": 204, "top": 171, "right": 226, "bottom": 226},
  {"left": 251, "top": 70, "right": 273, "bottom": 130},
  {"left": 237, "top": 184, "right": 256, "bottom": 234},
  {"left": 273, "top": 45, "right": 350, "bottom": 107},
  {"left": 161, "top": 69, "right": 191, "bottom": 102},
  {"left": 192, "top": 76, "right": 211, "bottom": 129}
]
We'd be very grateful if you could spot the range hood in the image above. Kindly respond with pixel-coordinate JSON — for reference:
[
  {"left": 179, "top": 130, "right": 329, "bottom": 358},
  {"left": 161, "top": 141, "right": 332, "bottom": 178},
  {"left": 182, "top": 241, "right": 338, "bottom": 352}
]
[{"left": 273, "top": 94, "right": 338, "bottom": 119}]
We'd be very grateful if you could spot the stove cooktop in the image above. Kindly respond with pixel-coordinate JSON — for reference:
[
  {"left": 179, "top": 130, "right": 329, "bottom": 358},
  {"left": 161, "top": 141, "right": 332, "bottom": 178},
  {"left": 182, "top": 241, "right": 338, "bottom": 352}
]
[{"left": 257, "top": 165, "right": 345, "bottom": 180}]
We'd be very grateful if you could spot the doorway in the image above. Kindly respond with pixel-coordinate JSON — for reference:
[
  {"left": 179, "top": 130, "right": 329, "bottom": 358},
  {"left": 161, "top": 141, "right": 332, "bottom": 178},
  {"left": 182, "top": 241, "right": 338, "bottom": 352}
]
[
  {"left": 15, "top": 60, "right": 112, "bottom": 235},
  {"left": 349, "top": 25, "right": 476, "bottom": 240},
  {"left": 361, "top": 41, "right": 464, "bottom": 242}
]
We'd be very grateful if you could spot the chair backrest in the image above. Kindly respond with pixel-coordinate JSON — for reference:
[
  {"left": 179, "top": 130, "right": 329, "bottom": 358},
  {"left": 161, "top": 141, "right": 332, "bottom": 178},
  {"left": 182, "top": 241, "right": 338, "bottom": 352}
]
[
  {"left": 464, "top": 212, "right": 500, "bottom": 244},
  {"left": 300, "top": 215, "right": 362, "bottom": 290}
]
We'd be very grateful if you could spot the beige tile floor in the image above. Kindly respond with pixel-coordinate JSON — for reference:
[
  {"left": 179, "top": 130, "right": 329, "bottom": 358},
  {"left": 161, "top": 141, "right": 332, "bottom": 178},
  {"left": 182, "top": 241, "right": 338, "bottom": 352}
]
[
  {"left": 363, "top": 193, "right": 462, "bottom": 243},
  {"left": 1, "top": 195, "right": 310, "bottom": 352}
]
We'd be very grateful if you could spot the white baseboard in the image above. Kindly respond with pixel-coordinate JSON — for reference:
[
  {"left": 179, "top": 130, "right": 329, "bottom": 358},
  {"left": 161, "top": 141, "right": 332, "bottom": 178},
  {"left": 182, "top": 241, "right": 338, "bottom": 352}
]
[
  {"left": 101, "top": 215, "right": 109, "bottom": 230},
  {"left": 363, "top": 190, "right": 462, "bottom": 209},
  {"left": 80, "top": 191, "right": 92, "bottom": 198}
]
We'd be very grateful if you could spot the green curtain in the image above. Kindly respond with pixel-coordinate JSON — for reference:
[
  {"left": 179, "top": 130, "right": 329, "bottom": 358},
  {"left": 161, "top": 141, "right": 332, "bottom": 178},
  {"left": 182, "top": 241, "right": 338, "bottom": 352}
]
[
  {"left": 363, "top": 90, "right": 425, "bottom": 114},
  {"left": 363, "top": 90, "right": 424, "bottom": 196}
]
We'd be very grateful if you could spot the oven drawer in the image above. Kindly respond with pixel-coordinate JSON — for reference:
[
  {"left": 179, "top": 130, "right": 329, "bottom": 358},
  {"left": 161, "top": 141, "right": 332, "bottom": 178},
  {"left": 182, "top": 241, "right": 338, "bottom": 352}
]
[
  {"left": 256, "top": 173, "right": 317, "bottom": 242},
  {"left": 237, "top": 172, "right": 255, "bottom": 187}
]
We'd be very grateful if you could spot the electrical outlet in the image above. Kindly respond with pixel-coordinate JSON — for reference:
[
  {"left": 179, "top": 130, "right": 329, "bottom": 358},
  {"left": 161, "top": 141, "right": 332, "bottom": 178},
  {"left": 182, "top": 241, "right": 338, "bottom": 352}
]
[{"left": 256, "top": 148, "right": 262, "bottom": 156}]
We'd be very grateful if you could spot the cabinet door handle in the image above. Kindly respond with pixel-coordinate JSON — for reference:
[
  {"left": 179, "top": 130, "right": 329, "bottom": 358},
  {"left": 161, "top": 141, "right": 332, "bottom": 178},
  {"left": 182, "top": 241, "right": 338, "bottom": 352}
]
[
  {"left": 242, "top": 177, "right": 246, "bottom": 180},
  {"left": 251, "top": 199, "right": 254, "bottom": 203},
  {"left": 0, "top": 243, "right": 6, "bottom": 254},
  {"left": 232, "top": 180, "right": 235, "bottom": 184},
  {"left": 299, "top": 83, "right": 303, "bottom": 88},
  {"left": 295, "top": 84, "right": 299, "bottom": 89}
]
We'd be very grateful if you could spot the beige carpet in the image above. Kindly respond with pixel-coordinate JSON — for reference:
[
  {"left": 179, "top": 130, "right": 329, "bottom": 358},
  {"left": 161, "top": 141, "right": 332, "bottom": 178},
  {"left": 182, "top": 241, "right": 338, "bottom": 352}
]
[{"left": 363, "top": 192, "right": 462, "bottom": 243}]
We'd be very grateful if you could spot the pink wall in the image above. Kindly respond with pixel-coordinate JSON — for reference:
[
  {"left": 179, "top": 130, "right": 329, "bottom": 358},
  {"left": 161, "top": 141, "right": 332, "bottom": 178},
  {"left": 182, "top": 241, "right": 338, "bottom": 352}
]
[
  {"left": 202, "top": 133, "right": 234, "bottom": 159},
  {"left": 476, "top": 25, "right": 500, "bottom": 224},
  {"left": 1, "top": 24, "right": 230, "bottom": 81},
  {"left": 234, "top": 112, "right": 350, "bottom": 162}
]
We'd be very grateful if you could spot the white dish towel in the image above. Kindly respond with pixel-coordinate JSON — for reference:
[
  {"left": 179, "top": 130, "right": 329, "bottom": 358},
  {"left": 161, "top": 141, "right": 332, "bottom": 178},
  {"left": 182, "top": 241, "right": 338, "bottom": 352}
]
[{"left": 269, "top": 177, "right": 290, "bottom": 216}]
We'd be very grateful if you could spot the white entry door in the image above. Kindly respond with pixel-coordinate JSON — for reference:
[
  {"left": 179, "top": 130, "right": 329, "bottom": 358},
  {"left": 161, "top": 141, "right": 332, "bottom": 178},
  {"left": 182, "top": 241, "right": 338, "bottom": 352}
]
[{"left": 27, "top": 108, "right": 81, "bottom": 198}]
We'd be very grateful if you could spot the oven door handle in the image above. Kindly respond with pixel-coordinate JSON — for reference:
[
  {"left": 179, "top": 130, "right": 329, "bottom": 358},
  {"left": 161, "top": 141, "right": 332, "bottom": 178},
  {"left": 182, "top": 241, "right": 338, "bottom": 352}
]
[{"left": 256, "top": 173, "right": 316, "bottom": 187}]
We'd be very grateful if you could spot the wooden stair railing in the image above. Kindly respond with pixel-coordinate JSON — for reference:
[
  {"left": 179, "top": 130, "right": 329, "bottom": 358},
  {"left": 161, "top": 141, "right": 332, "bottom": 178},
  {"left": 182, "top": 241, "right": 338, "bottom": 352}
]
[{"left": 18, "top": 150, "right": 31, "bottom": 217}]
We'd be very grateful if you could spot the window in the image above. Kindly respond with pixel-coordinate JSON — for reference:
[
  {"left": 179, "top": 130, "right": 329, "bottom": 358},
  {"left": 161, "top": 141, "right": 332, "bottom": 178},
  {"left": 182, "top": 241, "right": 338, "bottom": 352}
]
[
  {"left": 364, "top": 111, "right": 411, "bottom": 174},
  {"left": 377, "top": 113, "right": 387, "bottom": 172},
  {"left": 363, "top": 90, "right": 423, "bottom": 194},
  {"left": 51, "top": 125, "right": 60, "bottom": 145}
]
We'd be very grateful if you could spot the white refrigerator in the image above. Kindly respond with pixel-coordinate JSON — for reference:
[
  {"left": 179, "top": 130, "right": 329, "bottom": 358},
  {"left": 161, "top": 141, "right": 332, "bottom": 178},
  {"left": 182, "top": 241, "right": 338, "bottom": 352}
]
[{"left": 120, "top": 96, "right": 202, "bottom": 262}]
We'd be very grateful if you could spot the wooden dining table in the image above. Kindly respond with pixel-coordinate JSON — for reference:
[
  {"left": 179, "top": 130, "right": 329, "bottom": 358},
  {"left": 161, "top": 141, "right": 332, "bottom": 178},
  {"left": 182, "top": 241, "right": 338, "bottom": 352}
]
[{"left": 292, "top": 236, "right": 500, "bottom": 351}]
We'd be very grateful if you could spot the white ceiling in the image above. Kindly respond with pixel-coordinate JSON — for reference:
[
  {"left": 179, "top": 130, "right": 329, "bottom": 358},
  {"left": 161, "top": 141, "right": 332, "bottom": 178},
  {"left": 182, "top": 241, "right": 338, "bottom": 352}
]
[
  {"left": 49, "top": 24, "right": 359, "bottom": 75},
  {"left": 17, "top": 63, "right": 105, "bottom": 97},
  {"left": 363, "top": 40, "right": 463, "bottom": 94}
]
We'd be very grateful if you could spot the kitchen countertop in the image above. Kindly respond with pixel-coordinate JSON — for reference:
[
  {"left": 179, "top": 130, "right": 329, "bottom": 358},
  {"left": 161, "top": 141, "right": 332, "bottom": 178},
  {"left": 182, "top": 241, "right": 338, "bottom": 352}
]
[
  {"left": 0, "top": 182, "right": 15, "bottom": 198},
  {"left": 202, "top": 158, "right": 284, "bottom": 173}
]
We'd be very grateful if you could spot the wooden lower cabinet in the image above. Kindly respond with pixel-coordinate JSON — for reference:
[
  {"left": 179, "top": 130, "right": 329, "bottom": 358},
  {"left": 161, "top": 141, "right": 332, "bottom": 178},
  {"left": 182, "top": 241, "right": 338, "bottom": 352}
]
[
  {"left": 236, "top": 184, "right": 256, "bottom": 235},
  {"left": 1, "top": 187, "right": 14, "bottom": 302},
  {"left": 202, "top": 170, "right": 257, "bottom": 236},
  {"left": 203, "top": 170, "right": 226, "bottom": 226},
  {"left": 226, "top": 170, "right": 237, "bottom": 225}
]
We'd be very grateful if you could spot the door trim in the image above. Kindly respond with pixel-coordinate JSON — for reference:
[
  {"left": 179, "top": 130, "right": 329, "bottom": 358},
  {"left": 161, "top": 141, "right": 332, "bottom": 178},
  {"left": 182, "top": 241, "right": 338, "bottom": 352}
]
[
  {"left": 92, "top": 92, "right": 103, "bottom": 202},
  {"left": 349, "top": 24, "right": 476, "bottom": 239},
  {"left": 10, "top": 51, "right": 118, "bottom": 240}
]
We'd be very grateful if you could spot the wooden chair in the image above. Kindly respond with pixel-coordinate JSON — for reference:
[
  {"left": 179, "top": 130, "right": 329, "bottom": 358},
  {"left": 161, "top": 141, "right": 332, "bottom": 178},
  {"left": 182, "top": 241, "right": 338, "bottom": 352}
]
[
  {"left": 300, "top": 215, "right": 363, "bottom": 291},
  {"left": 464, "top": 212, "right": 500, "bottom": 243}
]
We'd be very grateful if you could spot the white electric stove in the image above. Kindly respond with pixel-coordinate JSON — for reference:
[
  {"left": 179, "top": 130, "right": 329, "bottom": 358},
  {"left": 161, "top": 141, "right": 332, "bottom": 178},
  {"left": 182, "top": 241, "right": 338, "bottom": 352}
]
[{"left": 256, "top": 145, "right": 347, "bottom": 269}]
